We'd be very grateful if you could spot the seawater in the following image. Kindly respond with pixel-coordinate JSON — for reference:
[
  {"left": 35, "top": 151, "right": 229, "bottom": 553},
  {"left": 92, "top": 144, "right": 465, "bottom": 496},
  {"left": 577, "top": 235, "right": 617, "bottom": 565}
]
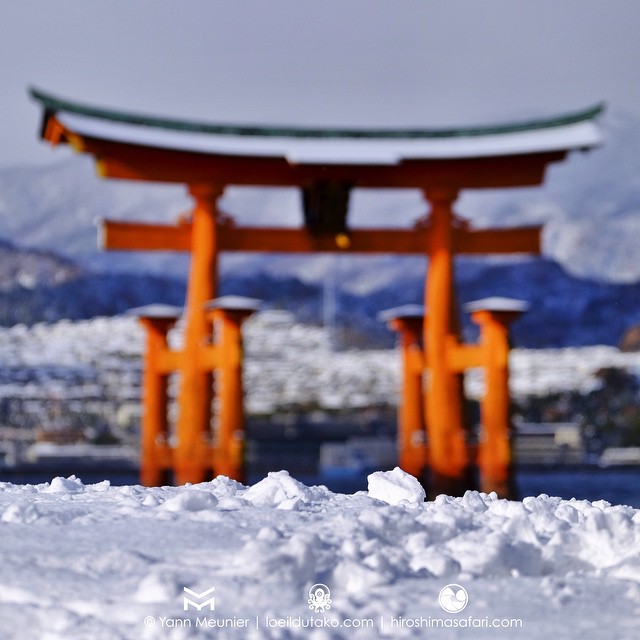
[{"left": 515, "top": 467, "right": 640, "bottom": 508}]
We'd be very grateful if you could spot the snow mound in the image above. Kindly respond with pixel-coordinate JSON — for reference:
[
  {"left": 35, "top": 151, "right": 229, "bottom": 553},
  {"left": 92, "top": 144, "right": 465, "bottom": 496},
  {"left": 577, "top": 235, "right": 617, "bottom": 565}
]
[
  {"left": 241, "top": 470, "right": 333, "bottom": 509},
  {"left": 42, "top": 475, "right": 85, "bottom": 494},
  {"left": 367, "top": 466, "right": 426, "bottom": 505},
  {"left": 0, "top": 470, "right": 639, "bottom": 639},
  {"left": 160, "top": 489, "right": 219, "bottom": 513}
]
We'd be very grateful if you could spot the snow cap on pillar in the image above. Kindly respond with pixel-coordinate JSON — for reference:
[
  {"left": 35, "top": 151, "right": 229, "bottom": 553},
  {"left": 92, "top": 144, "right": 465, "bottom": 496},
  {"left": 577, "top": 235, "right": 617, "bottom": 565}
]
[
  {"left": 463, "top": 297, "right": 529, "bottom": 314},
  {"left": 204, "top": 296, "right": 262, "bottom": 313},
  {"left": 377, "top": 304, "right": 426, "bottom": 323},
  {"left": 126, "top": 304, "right": 183, "bottom": 319}
]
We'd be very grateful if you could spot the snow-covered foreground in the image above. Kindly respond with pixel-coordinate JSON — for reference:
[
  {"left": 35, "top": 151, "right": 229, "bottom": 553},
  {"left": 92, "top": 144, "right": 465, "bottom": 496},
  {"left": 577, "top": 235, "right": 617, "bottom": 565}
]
[{"left": 1, "top": 469, "right": 639, "bottom": 639}]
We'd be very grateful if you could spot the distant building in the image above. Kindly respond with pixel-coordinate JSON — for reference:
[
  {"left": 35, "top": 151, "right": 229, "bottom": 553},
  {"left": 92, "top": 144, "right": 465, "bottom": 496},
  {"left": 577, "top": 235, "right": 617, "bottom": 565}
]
[
  {"left": 599, "top": 447, "right": 640, "bottom": 467},
  {"left": 513, "top": 422, "right": 584, "bottom": 465}
]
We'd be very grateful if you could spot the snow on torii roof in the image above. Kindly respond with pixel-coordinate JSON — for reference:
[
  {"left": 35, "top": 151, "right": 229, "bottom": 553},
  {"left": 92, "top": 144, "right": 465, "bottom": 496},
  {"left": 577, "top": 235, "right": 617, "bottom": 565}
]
[{"left": 31, "top": 87, "right": 603, "bottom": 166}]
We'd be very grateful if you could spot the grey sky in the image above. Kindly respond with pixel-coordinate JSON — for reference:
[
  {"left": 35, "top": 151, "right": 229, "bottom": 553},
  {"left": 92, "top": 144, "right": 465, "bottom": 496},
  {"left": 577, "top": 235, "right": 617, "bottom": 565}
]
[{"left": 1, "top": 0, "right": 639, "bottom": 168}]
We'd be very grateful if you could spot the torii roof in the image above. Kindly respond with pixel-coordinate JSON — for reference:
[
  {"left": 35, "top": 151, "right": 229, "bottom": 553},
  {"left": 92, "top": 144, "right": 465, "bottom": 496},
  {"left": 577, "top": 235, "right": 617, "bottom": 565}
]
[
  {"left": 32, "top": 87, "right": 602, "bottom": 165},
  {"left": 30, "top": 88, "right": 603, "bottom": 189}
]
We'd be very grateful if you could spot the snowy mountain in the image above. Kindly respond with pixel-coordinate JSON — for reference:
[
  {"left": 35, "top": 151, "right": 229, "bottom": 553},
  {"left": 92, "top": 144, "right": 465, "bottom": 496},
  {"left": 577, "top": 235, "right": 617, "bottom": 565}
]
[
  {"left": 0, "top": 157, "right": 191, "bottom": 274},
  {"left": 0, "top": 238, "right": 187, "bottom": 326},
  {"left": 2, "top": 108, "right": 640, "bottom": 284},
  {"left": 0, "top": 237, "right": 80, "bottom": 290},
  {"left": 458, "top": 109, "right": 640, "bottom": 284}
]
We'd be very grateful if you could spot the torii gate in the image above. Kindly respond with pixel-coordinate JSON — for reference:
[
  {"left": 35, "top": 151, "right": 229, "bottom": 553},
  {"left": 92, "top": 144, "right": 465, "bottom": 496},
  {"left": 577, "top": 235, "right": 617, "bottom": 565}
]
[{"left": 31, "top": 88, "right": 602, "bottom": 496}]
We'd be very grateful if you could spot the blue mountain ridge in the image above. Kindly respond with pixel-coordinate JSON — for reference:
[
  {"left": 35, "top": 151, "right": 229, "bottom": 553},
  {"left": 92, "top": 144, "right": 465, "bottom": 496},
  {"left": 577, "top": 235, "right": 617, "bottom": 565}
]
[{"left": 0, "top": 238, "right": 637, "bottom": 348}]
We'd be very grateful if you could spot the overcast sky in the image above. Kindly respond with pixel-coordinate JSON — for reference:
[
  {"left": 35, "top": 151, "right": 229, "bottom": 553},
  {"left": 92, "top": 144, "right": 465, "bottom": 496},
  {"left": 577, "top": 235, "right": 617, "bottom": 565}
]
[{"left": 2, "top": 0, "right": 639, "bottom": 168}]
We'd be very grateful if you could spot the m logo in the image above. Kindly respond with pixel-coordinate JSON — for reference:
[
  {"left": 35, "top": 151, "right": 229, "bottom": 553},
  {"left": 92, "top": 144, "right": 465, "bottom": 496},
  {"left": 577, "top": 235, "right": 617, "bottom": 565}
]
[{"left": 183, "top": 586, "right": 216, "bottom": 611}]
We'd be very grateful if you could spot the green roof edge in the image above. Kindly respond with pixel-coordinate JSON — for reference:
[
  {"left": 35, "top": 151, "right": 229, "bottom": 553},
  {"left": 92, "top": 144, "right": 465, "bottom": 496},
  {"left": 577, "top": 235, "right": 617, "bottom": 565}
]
[{"left": 30, "top": 86, "right": 604, "bottom": 140}]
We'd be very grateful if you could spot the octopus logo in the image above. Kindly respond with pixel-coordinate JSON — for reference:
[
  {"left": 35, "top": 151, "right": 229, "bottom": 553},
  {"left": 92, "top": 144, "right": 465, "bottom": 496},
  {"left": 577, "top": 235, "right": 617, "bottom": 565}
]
[
  {"left": 438, "top": 584, "right": 468, "bottom": 613},
  {"left": 307, "top": 583, "right": 332, "bottom": 613}
]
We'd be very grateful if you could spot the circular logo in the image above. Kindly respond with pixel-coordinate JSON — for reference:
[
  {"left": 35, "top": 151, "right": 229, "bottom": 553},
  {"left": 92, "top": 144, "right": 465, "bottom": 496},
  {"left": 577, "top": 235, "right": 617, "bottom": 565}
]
[
  {"left": 438, "top": 584, "right": 468, "bottom": 613},
  {"left": 308, "top": 583, "right": 332, "bottom": 613}
]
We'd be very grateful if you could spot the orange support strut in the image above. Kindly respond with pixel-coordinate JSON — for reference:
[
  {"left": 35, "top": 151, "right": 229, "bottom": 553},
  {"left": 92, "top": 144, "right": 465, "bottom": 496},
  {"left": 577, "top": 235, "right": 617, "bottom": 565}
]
[
  {"left": 134, "top": 305, "right": 182, "bottom": 486},
  {"left": 467, "top": 298, "right": 528, "bottom": 498},
  {"left": 205, "top": 297, "right": 261, "bottom": 482},
  {"left": 380, "top": 305, "right": 428, "bottom": 479}
]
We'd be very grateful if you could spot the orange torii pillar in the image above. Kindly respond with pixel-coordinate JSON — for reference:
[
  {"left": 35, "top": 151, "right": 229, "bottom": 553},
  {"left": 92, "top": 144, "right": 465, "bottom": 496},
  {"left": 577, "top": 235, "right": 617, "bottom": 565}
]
[
  {"left": 203, "top": 296, "right": 261, "bottom": 482},
  {"left": 174, "top": 184, "right": 224, "bottom": 485},
  {"left": 423, "top": 188, "right": 471, "bottom": 496},
  {"left": 132, "top": 304, "right": 183, "bottom": 486},
  {"left": 379, "top": 305, "right": 428, "bottom": 479},
  {"left": 464, "top": 297, "right": 528, "bottom": 498}
]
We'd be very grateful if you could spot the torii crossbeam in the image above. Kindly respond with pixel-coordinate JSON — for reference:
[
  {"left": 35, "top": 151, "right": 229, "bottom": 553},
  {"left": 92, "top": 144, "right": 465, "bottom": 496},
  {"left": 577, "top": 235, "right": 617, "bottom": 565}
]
[{"left": 31, "top": 88, "right": 602, "bottom": 494}]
